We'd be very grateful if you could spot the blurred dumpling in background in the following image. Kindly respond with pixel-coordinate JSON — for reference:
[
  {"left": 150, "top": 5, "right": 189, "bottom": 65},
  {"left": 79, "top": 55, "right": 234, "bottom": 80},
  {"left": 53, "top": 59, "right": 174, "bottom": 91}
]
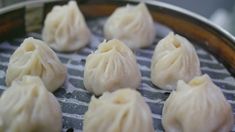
[
  {"left": 42, "top": 1, "right": 91, "bottom": 52},
  {"left": 84, "top": 89, "right": 154, "bottom": 132},
  {"left": 162, "top": 74, "right": 234, "bottom": 132},
  {"left": 151, "top": 32, "right": 201, "bottom": 90},
  {"left": 5, "top": 37, "right": 67, "bottom": 92},
  {"left": 83, "top": 39, "right": 141, "bottom": 95},
  {"left": 104, "top": 3, "right": 155, "bottom": 49},
  {"left": 0, "top": 76, "right": 62, "bottom": 132}
]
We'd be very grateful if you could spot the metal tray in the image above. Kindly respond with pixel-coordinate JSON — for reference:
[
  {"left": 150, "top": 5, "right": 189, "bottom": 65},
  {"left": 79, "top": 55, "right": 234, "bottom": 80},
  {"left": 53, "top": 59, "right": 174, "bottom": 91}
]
[{"left": 0, "top": 0, "right": 234, "bottom": 131}]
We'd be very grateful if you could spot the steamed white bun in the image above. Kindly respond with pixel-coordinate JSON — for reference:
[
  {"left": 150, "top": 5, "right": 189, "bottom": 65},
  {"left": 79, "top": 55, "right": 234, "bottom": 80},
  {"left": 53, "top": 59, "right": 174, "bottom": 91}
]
[
  {"left": 5, "top": 37, "right": 67, "bottom": 92},
  {"left": 42, "top": 1, "right": 91, "bottom": 52},
  {"left": 84, "top": 89, "right": 154, "bottom": 132},
  {"left": 0, "top": 76, "right": 62, "bottom": 132},
  {"left": 104, "top": 3, "right": 155, "bottom": 49},
  {"left": 151, "top": 32, "right": 201, "bottom": 90},
  {"left": 162, "top": 74, "right": 234, "bottom": 132},
  {"left": 84, "top": 39, "right": 141, "bottom": 95}
]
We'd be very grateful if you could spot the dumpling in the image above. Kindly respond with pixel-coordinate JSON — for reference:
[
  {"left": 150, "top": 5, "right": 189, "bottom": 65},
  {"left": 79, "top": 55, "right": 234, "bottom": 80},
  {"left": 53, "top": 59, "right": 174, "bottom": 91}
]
[
  {"left": 151, "top": 32, "right": 201, "bottom": 90},
  {"left": 84, "top": 88, "right": 154, "bottom": 132},
  {"left": 0, "top": 76, "right": 62, "bottom": 132},
  {"left": 83, "top": 39, "right": 141, "bottom": 95},
  {"left": 104, "top": 3, "right": 155, "bottom": 49},
  {"left": 162, "top": 74, "right": 234, "bottom": 132},
  {"left": 5, "top": 37, "right": 67, "bottom": 92},
  {"left": 42, "top": 1, "right": 91, "bottom": 52}
]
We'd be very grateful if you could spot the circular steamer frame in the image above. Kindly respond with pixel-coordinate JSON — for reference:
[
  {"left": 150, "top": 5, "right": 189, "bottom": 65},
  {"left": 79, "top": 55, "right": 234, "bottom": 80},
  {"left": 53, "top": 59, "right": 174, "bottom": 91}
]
[{"left": 0, "top": 0, "right": 234, "bottom": 131}]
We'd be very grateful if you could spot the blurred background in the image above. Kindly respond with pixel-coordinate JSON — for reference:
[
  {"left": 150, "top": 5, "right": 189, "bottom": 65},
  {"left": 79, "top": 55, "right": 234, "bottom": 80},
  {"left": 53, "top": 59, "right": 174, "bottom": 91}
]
[
  {"left": 158, "top": 0, "right": 235, "bottom": 35},
  {"left": 0, "top": 0, "right": 234, "bottom": 34},
  {"left": 158, "top": 0, "right": 235, "bottom": 17}
]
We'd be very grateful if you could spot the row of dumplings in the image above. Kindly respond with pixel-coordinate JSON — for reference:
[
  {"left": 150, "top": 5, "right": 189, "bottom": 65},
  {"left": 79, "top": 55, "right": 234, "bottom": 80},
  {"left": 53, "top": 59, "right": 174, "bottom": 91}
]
[
  {"left": 1, "top": 72, "right": 234, "bottom": 131},
  {"left": 0, "top": 1, "right": 233, "bottom": 132},
  {"left": 42, "top": 1, "right": 156, "bottom": 52}
]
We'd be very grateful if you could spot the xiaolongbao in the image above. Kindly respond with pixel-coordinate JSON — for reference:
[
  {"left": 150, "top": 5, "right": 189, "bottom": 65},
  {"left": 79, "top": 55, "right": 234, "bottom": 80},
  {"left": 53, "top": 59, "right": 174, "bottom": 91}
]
[
  {"left": 0, "top": 76, "right": 62, "bottom": 132},
  {"left": 84, "top": 89, "right": 154, "bottom": 132},
  {"left": 151, "top": 32, "right": 201, "bottom": 90},
  {"left": 104, "top": 3, "right": 155, "bottom": 49},
  {"left": 5, "top": 37, "right": 67, "bottom": 92},
  {"left": 42, "top": 1, "right": 91, "bottom": 52},
  {"left": 84, "top": 39, "right": 141, "bottom": 95},
  {"left": 162, "top": 74, "right": 234, "bottom": 132}
]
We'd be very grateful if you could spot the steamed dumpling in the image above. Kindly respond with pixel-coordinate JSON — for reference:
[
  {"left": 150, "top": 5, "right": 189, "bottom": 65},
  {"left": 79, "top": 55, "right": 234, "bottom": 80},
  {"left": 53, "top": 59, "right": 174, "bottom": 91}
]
[
  {"left": 5, "top": 37, "right": 67, "bottom": 92},
  {"left": 84, "top": 39, "right": 141, "bottom": 95},
  {"left": 42, "top": 1, "right": 91, "bottom": 52},
  {"left": 162, "top": 74, "right": 234, "bottom": 132},
  {"left": 151, "top": 32, "right": 201, "bottom": 90},
  {"left": 84, "top": 89, "right": 154, "bottom": 132},
  {"left": 0, "top": 76, "right": 62, "bottom": 132},
  {"left": 104, "top": 3, "right": 155, "bottom": 49}
]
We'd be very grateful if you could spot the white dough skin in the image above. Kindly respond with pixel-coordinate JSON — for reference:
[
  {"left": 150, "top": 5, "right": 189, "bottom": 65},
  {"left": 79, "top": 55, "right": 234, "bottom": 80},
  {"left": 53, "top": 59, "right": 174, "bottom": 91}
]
[
  {"left": 0, "top": 76, "right": 62, "bottom": 132},
  {"left": 151, "top": 32, "right": 201, "bottom": 90},
  {"left": 84, "top": 89, "right": 155, "bottom": 132},
  {"left": 42, "top": 1, "right": 91, "bottom": 52},
  {"left": 162, "top": 74, "right": 234, "bottom": 132},
  {"left": 104, "top": 3, "right": 156, "bottom": 49},
  {"left": 5, "top": 37, "right": 67, "bottom": 92},
  {"left": 83, "top": 39, "right": 141, "bottom": 95}
]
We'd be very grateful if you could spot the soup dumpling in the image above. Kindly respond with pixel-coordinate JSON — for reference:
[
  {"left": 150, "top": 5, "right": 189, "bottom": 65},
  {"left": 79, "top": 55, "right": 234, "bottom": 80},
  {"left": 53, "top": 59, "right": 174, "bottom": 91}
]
[
  {"left": 151, "top": 32, "right": 201, "bottom": 90},
  {"left": 5, "top": 37, "right": 67, "bottom": 92},
  {"left": 104, "top": 3, "right": 155, "bottom": 49},
  {"left": 42, "top": 1, "right": 91, "bottom": 52},
  {"left": 84, "top": 89, "right": 155, "bottom": 132},
  {"left": 0, "top": 76, "right": 62, "bottom": 132},
  {"left": 84, "top": 39, "right": 141, "bottom": 95},
  {"left": 162, "top": 74, "right": 234, "bottom": 132}
]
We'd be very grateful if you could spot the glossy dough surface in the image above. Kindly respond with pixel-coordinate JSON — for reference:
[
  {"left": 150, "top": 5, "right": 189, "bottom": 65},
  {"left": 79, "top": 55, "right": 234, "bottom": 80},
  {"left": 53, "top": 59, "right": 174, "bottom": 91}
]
[
  {"left": 104, "top": 3, "right": 155, "bottom": 49},
  {"left": 5, "top": 37, "right": 67, "bottom": 92},
  {"left": 162, "top": 74, "right": 234, "bottom": 132},
  {"left": 42, "top": 1, "right": 91, "bottom": 52},
  {"left": 84, "top": 89, "right": 154, "bottom": 132},
  {"left": 0, "top": 76, "right": 62, "bottom": 132},
  {"left": 151, "top": 32, "right": 201, "bottom": 90},
  {"left": 83, "top": 39, "right": 141, "bottom": 95}
]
